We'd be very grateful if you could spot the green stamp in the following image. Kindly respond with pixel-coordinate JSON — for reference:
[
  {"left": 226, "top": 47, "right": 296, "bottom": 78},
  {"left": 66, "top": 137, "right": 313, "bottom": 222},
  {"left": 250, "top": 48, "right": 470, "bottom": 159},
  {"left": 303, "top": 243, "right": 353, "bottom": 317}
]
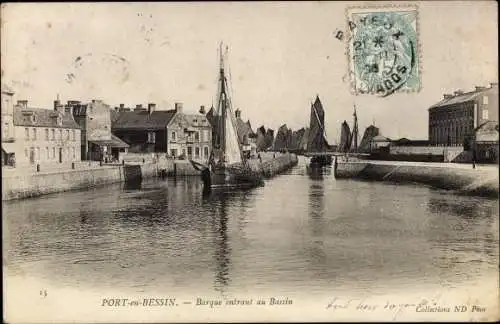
[{"left": 347, "top": 6, "right": 420, "bottom": 96}]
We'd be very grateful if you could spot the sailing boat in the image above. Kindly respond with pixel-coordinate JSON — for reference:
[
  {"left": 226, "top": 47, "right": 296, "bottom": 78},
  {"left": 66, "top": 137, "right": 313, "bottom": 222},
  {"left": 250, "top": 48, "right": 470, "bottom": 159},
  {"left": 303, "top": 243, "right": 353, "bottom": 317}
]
[
  {"left": 190, "top": 44, "right": 264, "bottom": 191},
  {"left": 307, "top": 95, "right": 333, "bottom": 167}
]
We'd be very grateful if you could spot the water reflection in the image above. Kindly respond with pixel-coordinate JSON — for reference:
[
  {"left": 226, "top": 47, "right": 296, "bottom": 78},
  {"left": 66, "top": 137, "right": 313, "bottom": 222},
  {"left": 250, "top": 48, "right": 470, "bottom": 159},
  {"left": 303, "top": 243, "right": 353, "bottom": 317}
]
[{"left": 307, "top": 176, "right": 326, "bottom": 266}]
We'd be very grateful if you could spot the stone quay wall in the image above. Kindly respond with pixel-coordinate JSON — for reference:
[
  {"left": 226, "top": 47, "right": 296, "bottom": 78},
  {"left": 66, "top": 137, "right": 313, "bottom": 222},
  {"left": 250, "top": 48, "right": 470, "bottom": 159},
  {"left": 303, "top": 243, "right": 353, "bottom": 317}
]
[
  {"left": 2, "top": 153, "right": 298, "bottom": 201},
  {"left": 334, "top": 160, "right": 499, "bottom": 198}
]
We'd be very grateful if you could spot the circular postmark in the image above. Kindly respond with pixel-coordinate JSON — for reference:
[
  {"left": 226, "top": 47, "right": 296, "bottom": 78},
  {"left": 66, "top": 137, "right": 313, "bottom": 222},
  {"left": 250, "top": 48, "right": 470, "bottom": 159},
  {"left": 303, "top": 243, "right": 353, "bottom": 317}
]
[{"left": 351, "top": 11, "right": 417, "bottom": 96}]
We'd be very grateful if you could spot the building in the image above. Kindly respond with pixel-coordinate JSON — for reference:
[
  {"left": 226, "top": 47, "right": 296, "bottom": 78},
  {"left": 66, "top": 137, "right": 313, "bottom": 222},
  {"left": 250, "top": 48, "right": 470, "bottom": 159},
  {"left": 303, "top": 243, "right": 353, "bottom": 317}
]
[
  {"left": 1, "top": 84, "right": 16, "bottom": 166},
  {"left": 112, "top": 102, "right": 212, "bottom": 161},
  {"left": 474, "top": 121, "right": 499, "bottom": 163},
  {"left": 112, "top": 103, "right": 176, "bottom": 153},
  {"left": 8, "top": 99, "right": 82, "bottom": 168},
  {"left": 70, "top": 99, "right": 129, "bottom": 161},
  {"left": 167, "top": 103, "right": 212, "bottom": 161},
  {"left": 370, "top": 135, "right": 392, "bottom": 151},
  {"left": 235, "top": 109, "right": 257, "bottom": 158},
  {"left": 428, "top": 83, "right": 499, "bottom": 146}
]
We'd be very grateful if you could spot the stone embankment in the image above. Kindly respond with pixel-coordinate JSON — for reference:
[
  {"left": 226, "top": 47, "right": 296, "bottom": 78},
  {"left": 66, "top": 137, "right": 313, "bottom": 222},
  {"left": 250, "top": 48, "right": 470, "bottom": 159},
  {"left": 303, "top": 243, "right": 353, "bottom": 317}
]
[
  {"left": 2, "top": 153, "right": 298, "bottom": 201},
  {"left": 334, "top": 159, "right": 499, "bottom": 198}
]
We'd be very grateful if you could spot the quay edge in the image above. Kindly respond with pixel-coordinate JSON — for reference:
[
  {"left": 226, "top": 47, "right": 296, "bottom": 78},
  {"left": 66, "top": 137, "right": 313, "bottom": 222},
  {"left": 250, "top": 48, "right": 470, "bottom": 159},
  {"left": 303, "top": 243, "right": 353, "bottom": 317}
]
[
  {"left": 334, "top": 160, "right": 499, "bottom": 198},
  {"left": 2, "top": 153, "right": 299, "bottom": 201}
]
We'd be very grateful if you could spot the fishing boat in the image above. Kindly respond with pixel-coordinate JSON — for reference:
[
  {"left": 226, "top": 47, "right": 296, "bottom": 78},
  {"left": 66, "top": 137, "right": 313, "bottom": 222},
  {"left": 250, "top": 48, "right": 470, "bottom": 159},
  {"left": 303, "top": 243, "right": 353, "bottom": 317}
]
[
  {"left": 190, "top": 44, "right": 264, "bottom": 191},
  {"left": 306, "top": 95, "right": 333, "bottom": 167}
]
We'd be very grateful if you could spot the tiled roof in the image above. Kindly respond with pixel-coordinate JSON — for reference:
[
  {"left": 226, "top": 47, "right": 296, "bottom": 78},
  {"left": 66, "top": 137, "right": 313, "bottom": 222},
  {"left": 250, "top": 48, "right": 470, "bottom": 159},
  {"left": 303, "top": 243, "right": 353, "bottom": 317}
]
[
  {"left": 112, "top": 110, "right": 177, "bottom": 130},
  {"left": 14, "top": 107, "right": 81, "bottom": 129},
  {"left": 429, "top": 86, "right": 496, "bottom": 109},
  {"left": 89, "top": 134, "right": 130, "bottom": 148}
]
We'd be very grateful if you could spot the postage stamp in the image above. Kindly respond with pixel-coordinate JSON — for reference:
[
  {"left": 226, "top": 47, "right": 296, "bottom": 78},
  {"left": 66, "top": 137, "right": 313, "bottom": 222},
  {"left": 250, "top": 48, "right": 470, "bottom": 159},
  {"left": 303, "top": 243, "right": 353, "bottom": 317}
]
[{"left": 346, "top": 5, "right": 420, "bottom": 96}]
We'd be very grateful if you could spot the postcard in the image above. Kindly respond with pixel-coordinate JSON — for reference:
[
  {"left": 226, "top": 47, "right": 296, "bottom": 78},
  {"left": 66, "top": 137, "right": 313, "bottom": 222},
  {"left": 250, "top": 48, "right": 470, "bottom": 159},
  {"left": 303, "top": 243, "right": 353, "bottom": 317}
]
[{"left": 1, "top": 1, "right": 498, "bottom": 322}]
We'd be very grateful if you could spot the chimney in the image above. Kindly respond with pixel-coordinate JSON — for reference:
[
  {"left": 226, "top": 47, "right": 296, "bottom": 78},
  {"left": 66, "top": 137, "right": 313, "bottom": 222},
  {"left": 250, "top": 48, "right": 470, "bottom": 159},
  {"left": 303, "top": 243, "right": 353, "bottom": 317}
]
[
  {"left": 54, "top": 100, "right": 61, "bottom": 110},
  {"left": 443, "top": 94, "right": 453, "bottom": 99},
  {"left": 453, "top": 90, "right": 464, "bottom": 96},
  {"left": 17, "top": 100, "right": 28, "bottom": 109},
  {"left": 199, "top": 105, "right": 206, "bottom": 114},
  {"left": 235, "top": 109, "right": 241, "bottom": 119},
  {"left": 175, "top": 102, "right": 183, "bottom": 114},
  {"left": 148, "top": 103, "right": 156, "bottom": 114},
  {"left": 64, "top": 105, "right": 73, "bottom": 116},
  {"left": 475, "top": 86, "right": 487, "bottom": 91},
  {"left": 134, "top": 104, "right": 145, "bottom": 111},
  {"left": 119, "top": 103, "right": 125, "bottom": 109}
]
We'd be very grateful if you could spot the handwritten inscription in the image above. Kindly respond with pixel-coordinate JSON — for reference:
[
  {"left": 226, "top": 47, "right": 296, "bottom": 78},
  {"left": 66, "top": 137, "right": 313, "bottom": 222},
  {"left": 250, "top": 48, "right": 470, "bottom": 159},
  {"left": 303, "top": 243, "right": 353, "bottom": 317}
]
[{"left": 325, "top": 296, "right": 489, "bottom": 319}]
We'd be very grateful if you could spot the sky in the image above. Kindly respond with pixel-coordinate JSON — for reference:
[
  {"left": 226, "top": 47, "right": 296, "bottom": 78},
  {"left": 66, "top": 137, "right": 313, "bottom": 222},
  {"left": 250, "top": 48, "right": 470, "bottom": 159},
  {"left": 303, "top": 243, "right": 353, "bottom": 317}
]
[{"left": 1, "top": 2, "right": 498, "bottom": 143}]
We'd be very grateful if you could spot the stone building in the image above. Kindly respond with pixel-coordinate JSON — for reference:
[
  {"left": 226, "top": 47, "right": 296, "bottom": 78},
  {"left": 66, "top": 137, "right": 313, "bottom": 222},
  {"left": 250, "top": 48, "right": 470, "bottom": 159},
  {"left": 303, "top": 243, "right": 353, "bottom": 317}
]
[
  {"left": 235, "top": 109, "right": 257, "bottom": 158},
  {"left": 113, "top": 102, "right": 211, "bottom": 161},
  {"left": 1, "top": 84, "right": 16, "bottom": 166},
  {"left": 70, "top": 99, "right": 129, "bottom": 161},
  {"left": 10, "top": 99, "right": 82, "bottom": 168},
  {"left": 167, "top": 103, "right": 212, "bottom": 161},
  {"left": 428, "top": 83, "right": 498, "bottom": 146}
]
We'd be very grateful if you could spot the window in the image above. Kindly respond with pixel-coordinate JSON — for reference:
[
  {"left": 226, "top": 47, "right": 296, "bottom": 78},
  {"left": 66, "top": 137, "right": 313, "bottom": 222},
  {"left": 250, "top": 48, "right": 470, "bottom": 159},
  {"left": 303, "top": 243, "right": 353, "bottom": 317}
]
[
  {"left": 482, "top": 109, "right": 489, "bottom": 120},
  {"left": 204, "top": 147, "right": 209, "bottom": 157},
  {"left": 170, "top": 149, "right": 177, "bottom": 157},
  {"left": 195, "top": 147, "right": 200, "bottom": 157},
  {"left": 3, "top": 123, "right": 8, "bottom": 138},
  {"left": 32, "top": 128, "right": 37, "bottom": 140},
  {"left": 59, "top": 129, "right": 62, "bottom": 140},
  {"left": 72, "top": 130, "right": 76, "bottom": 141},
  {"left": 52, "top": 147, "right": 56, "bottom": 159},
  {"left": 195, "top": 132, "right": 199, "bottom": 141},
  {"left": 46, "top": 147, "right": 49, "bottom": 160},
  {"left": 52, "top": 129, "right": 55, "bottom": 140},
  {"left": 171, "top": 131, "right": 176, "bottom": 141},
  {"left": 25, "top": 128, "right": 29, "bottom": 140},
  {"left": 45, "top": 129, "right": 49, "bottom": 140},
  {"left": 483, "top": 96, "right": 489, "bottom": 105},
  {"left": 66, "top": 130, "right": 70, "bottom": 140},
  {"left": 147, "top": 132, "right": 156, "bottom": 143}
]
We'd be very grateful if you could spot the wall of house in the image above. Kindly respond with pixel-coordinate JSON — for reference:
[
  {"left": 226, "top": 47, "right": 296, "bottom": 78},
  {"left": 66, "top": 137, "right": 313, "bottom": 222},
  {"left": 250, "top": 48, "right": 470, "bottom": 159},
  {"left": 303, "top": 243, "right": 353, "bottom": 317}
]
[
  {"left": 475, "top": 85, "right": 499, "bottom": 127},
  {"left": 13, "top": 125, "right": 81, "bottom": 168},
  {"left": 1, "top": 92, "right": 15, "bottom": 141},
  {"left": 167, "top": 113, "right": 211, "bottom": 161}
]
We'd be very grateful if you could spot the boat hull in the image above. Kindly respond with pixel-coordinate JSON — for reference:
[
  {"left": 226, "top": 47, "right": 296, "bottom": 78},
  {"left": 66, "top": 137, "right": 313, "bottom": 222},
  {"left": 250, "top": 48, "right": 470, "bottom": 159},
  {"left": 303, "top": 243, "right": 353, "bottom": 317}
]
[
  {"left": 309, "top": 154, "right": 333, "bottom": 167},
  {"left": 201, "top": 164, "right": 264, "bottom": 191}
]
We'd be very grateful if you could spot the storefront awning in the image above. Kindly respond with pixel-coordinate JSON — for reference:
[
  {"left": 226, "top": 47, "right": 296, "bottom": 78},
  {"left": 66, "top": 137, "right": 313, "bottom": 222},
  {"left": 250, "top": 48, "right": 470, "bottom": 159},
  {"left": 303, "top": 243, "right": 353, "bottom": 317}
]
[
  {"left": 89, "top": 135, "right": 130, "bottom": 148},
  {"left": 2, "top": 142, "right": 17, "bottom": 154}
]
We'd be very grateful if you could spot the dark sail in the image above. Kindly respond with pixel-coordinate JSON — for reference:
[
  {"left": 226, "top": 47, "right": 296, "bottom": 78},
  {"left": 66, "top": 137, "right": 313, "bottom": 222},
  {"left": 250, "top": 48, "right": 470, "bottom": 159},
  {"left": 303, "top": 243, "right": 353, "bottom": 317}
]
[
  {"left": 338, "top": 120, "right": 352, "bottom": 153},
  {"left": 307, "top": 96, "right": 330, "bottom": 152}
]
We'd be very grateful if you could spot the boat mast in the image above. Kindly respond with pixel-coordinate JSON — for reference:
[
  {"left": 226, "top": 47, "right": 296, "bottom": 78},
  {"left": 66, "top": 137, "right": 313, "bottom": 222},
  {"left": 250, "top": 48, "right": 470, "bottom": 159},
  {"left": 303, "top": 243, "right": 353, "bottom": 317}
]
[
  {"left": 218, "top": 43, "right": 227, "bottom": 163},
  {"left": 352, "top": 104, "right": 358, "bottom": 153}
]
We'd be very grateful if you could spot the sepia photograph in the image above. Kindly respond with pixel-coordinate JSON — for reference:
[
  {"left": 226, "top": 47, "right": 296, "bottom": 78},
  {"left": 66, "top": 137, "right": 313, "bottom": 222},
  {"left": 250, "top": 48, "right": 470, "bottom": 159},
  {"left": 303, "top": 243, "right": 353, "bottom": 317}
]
[{"left": 1, "top": 1, "right": 498, "bottom": 322}]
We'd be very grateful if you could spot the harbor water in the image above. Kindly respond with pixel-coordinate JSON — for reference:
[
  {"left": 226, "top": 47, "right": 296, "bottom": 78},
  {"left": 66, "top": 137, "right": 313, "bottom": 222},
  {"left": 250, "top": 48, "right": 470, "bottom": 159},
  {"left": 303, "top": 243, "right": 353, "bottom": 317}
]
[{"left": 3, "top": 157, "right": 498, "bottom": 305}]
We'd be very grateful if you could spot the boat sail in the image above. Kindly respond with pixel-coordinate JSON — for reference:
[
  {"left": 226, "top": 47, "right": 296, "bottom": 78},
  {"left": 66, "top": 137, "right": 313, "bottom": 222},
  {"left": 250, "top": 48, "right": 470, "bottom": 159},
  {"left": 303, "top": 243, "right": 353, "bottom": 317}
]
[
  {"left": 306, "top": 95, "right": 332, "bottom": 166},
  {"left": 190, "top": 43, "right": 264, "bottom": 191}
]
